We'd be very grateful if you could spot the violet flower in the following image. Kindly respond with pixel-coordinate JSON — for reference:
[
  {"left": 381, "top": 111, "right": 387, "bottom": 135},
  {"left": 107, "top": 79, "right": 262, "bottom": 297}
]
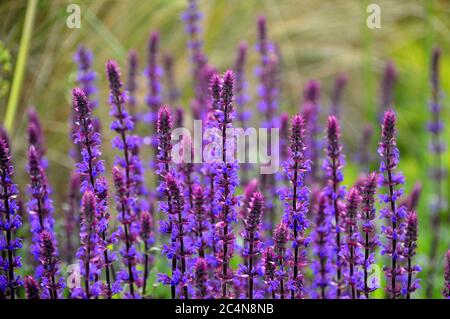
[
  {"left": 342, "top": 187, "right": 362, "bottom": 299},
  {"left": 160, "top": 173, "right": 191, "bottom": 299},
  {"left": 146, "top": 31, "right": 162, "bottom": 129},
  {"left": 126, "top": 50, "right": 139, "bottom": 118},
  {"left": 240, "top": 192, "right": 264, "bottom": 299},
  {"left": 193, "top": 257, "right": 208, "bottom": 299},
  {"left": 27, "top": 107, "right": 46, "bottom": 164},
  {"left": 24, "top": 275, "right": 40, "bottom": 299},
  {"left": 278, "top": 114, "right": 311, "bottom": 299},
  {"left": 234, "top": 41, "right": 250, "bottom": 126},
  {"left": 262, "top": 246, "right": 276, "bottom": 298},
  {"left": 311, "top": 194, "right": 333, "bottom": 299},
  {"left": 273, "top": 221, "right": 289, "bottom": 299},
  {"left": 182, "top": 0, "right": 207, "bottom": 96},
  {"left": 379, "top": 61, "right": 397, "bottom": 120},
  {"left": 302, "top": 80, "right": 321, "bottom": 184},
  {"left": 139, "top": 211, "right": 153, "bottom": 296},
  {"left": 330, "top": 73, "right": 347, "bottom": 119},
  {"left": 0, "top": 137, "right": 22, "bottom": 299},
  {"left": 74, "top": 46, "right": 97, "bottom": 107},
  {"left": 73, "top": 190, "right": 103, "bottom": 299},
  {"left": 324, "top": 115, "right": 346, "bottom": 298},
  {"left": 27, "top": 145, "right": 62, "bottom": 298},
  {"left": 112, "top": 166, "right": 140, "bottom": 298},
  {"left": 426, "top": 47, "right": 446, "bottom": 298},
  {"left": 71, "top": 88, "right": 114, "bottom": 298},
  {"left": 163, "top": 53, "right": 180, "bottom": 106},
  {"left": 192, "top": 185, "right": 207, "bottom": 258},
  {"left": 402, "top": 211, "right": 420, "bottom": 299},
  {"left": 360, "top": 172, "right": 379, "bottom": 298},
  {"left": 212, "top": 71, "right": 239, "bottom": 299},
  {"left": 378, "top": 110, "right": 406, "bottom": 299}
]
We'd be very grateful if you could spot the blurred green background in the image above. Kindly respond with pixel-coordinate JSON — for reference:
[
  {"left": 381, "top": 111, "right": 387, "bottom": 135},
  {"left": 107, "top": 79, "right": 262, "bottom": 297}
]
[{"left": 0, "top": 0, "right": 449, "bottom": 298}]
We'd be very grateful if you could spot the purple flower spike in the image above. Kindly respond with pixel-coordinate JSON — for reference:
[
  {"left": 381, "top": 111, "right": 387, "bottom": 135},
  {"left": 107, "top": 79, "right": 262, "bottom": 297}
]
[
  {"left": 342, "top": 187, "right": 362, "bottom": 299},
  {"left": 262, "top": 247, "right": 276, "bottom": 298},
  {"left": 324, "top": 115, "right": 346, "bottom": 298},
  {"left": 194, "top": 258, "right": 209, "bottom": 299},
  {"left": 312, "top": 194, "right": 334, "bottom": 299},
  {"left": 379, "top": 61, "right": 397, "bottom": 119},
  {"left": 192, "top": 185, "right": 207, "bottom": 258},
  {"left": 330, "top": 73, "right": 347, "bottom": 119},
  {"left": 0, "top": 137, "right": 22, "bottom": 299},
  {"left": 426, "top": 47, "right": 446, "bottom": 298},
  {"left": 156, "top": 106, "right": 173, "bottom": 176},
  {"left": 403, "top": 211, "right": 420, "bottom": 299},
  {"left": 24, "top": 275, "right": 40, "bottom": 299},
  {"left": 112, "top": 166, "right": 140, "bottom": 298},
  {"left": 160, "top": 173, "right": 190, "bottom": 299},
  {"left": 74, "top": 46, "right": 98, "bottom": 109},
  {"left": 273, "top": 221, "right": 289, "bottom": 299},
  {"left": 38, "top": 230, "right": 62, "bottom": 299},
  {"left": 360, "top": 172, "right": 379, "bottom": 298},
  {"left": 240, "top": 192, "right": 264, "bottom": 299},
  {"left": 302, "top": 80, "right": 321, "bottom": 183},
  {"left": 378, "top": 110, "right": 406, "bottom": 299},
  {"left": 27, "top": 107, "right": 45, "bottom": 161},
  {"left": 444, "top": 250, "right": 450, "bottom": 298},
  {"left": 146, "top": 31, "right": 162, "bottom": 128},
  {"left": 127, "top": 50, "right": 139, "bottom": 117},
  {"left": 71, "top": 88, "right": 114, "bottom": 298},
  {"left": 140, "top": 211, "right": 153, "bottom": 296},
  {"left": 278, "top": 114, "right": 311, "bottom": 299},
  {"left": 163, "top": 54, "right": 180, "bottom": 106}
]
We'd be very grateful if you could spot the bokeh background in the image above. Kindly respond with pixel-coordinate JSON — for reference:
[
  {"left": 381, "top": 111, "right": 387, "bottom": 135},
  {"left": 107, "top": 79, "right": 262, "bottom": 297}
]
[{"left": 0, "top": 0, "right": 449, "bottom": 298}]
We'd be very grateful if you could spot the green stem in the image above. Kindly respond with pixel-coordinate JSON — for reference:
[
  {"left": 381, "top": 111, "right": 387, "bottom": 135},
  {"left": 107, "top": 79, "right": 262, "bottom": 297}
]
[{"left": 4, "top": 0, "right": 38, "bottom": 133}]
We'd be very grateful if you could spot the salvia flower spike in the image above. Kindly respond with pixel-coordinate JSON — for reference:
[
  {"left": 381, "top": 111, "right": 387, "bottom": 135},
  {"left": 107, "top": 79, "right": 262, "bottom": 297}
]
[
  {"left": 426, "top": 47, "right": 446, "bottom": 298},
  {"left": 0, "top": 137, "right": 22, "bottom": 299},
  {"left": 273, "top": 221, "right": 289, "bottom": 299},
  {"left": 240, "top": 191, "right": 264, "bottom": 299},
  {"left": 324, "top": 115, "right": 346, "bottom": 298},
  {"left": 24, "top": 275, "right": 40, "bottom": 299},
  {"left": 360, "top": 172, "right": 379, "bottom": 298},
  {"left": 403, "top": 211, "right": 420, "bottom": 299},
  {"left": 378, "top": 109, "right": 406, "bottom": 299},
  {"left": 71, "top": 88, "right": 114, "bottom": 298},
  {"left": 279, "top": 114, "right": 311, "bottom": 299}
]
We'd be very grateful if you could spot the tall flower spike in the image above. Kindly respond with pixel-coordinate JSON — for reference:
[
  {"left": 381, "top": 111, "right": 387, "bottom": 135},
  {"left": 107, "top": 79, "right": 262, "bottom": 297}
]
[
  {"left": 112, "top": 167, "right": 140, "bottom": 298},
  {"left": 27, "top": 145, "right": 62, "bottom": 298},
  {"left": 443, "top": 250, "right": 450, "bottom": 298},
  {"left": 160, "top": 174, "right": 190, "bottom": 299},
  {"left": 378, "top": 110, "right": 406, "bottom": 299},
  {"left": 163, "top": 54, "right": 180, "bottom": 106},
  {"left": 273, "top": 221, "right": 289, "bottom": 299},
  {"left": 240, "top": 192, "right": 264, "bottom": 299},
  {"left": 71, "top": 88, "right": 113, "bottom": 298},
  {"left": 278, "top": 114, "right": 310, "bottom": 299},
  {"left": 213, "top": 71, "right": 239, "bottom": 298},
  {"left": 426, "top": 47, "right": 446, "bottom": 298},
  {"left": 379, "top": 61, "right": 397, "bottom": 120},
  {"left": 342, "top": 187, "right": 362, "bottom": 299},
  {"left": 27, "top": 107, "right": 45, "bottom": 161},
  {"left": 146, "top": 31, "right": 162, "bottom": 129},
  {"left": 311, "top": 194, "right": 333, "bottom": 299},
  {"left": 24, "top": 275, "right": 40, "bottom": 299},
  {"left": 74, "top": 46, "right": 97, "bottom": 109},
  {"left": 262, "top": 247, "right": 276, "bottom": 298},
  {"left": 403, "top": 211, "right": 420, "bottom": 299},
  {"left": 360, "top": 172, "right": 379, "bottom": 298},
  {"left": 194, "top": 258, "right": 208, "bottom": 299},
  {"left": 191, "top": 185, "right": 207, "bottom": 258},
  {"left": 139, "top": 211, "right": 154, "bottom": 296},
  {"left": 302, "top": 80, "right": 321, "bottom": 183},
  {"left": 127, "top": 50, "right": 139, "bottom": 118},
  {"left": 38, "top": 230, "right": 62, "bottom": 299},
  {"left": 0, "top": 137, "right": 22, "bottom": 299},
  {"left": 324, "top": 115, "right": 346, "bottom": 298},
  {"left": 156, "top": 106, "right": 173, "bottom": 176},
  {"left": 330, "top": 73, "right": 347, "bottom": 119}
]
